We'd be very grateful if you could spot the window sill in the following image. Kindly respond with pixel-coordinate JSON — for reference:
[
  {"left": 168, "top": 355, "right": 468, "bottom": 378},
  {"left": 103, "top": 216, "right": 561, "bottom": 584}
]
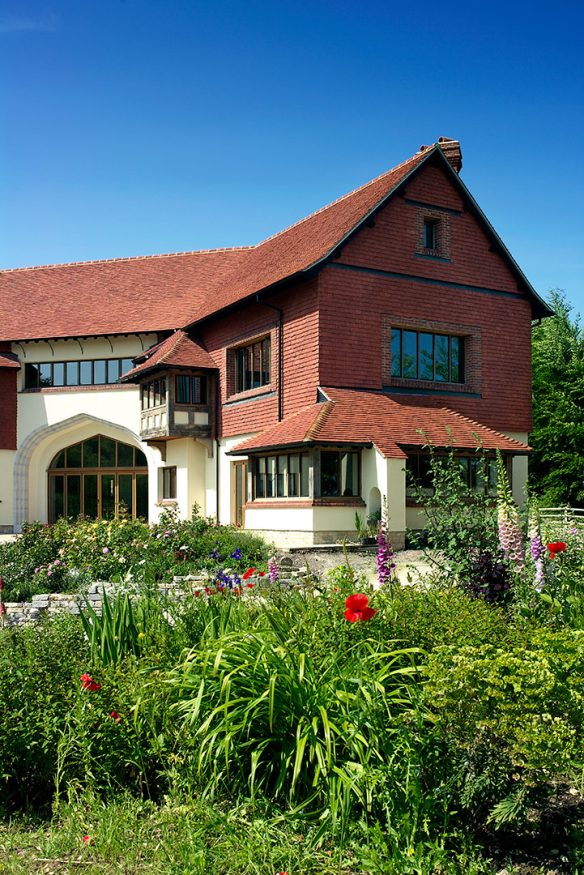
[
  {"left": 224, "top": 385, "right": 275, "bottom": 406},
  {"left": 21, "top": 384, "right": 136, "bottom": 394}
]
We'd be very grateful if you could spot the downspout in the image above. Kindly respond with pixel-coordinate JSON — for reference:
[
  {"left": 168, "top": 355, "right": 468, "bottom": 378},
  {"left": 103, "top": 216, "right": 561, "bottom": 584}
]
[{"left": 256, "top": 296, "right": 283, "bottom": 421}]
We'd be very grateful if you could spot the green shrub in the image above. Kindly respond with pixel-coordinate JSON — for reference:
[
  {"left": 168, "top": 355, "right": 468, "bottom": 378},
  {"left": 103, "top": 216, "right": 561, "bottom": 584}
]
[
  {"left": 0, "top": 615, "right": 90, "bottom": 812},
  {"left": 424, "top": 628, "right": 584, "bottom": 825},
  {"left": 0, "top": 508, "right": 271, "bottom": 602}
]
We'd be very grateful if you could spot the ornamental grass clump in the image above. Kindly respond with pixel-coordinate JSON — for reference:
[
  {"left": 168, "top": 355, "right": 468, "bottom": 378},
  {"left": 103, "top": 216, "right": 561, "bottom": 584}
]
[{"left": 166, "top": 588, "right": 420, "bottom": 835}]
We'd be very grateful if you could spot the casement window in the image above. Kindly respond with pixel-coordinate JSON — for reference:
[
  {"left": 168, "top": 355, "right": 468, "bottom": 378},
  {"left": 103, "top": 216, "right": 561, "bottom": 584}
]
[
  {"left": 162, "top": 466, "right": 177, "bottom": 500},
  {"left": 175, "top": 374, "right": 206, "bottom": 405},
  {"left": 406, "top": 453, "right": 498, "bottom": 499},
  {"left": 391, "top": 328, "right": 464, "bottom": 383},
  {"left": 24, "top": 358, "right": 134, "bottom": 389},
  {"left": 234, "top": 337, "right": 270, "bottom": 394},
  {"left": 141, "top": 378, "right": 167, "bottom": 410},
  {"left": 253, "top": 453, "right": 309, "bottom": 498},
  {"left": 320, "top": 451, "right": 359, "bottom": 497}
]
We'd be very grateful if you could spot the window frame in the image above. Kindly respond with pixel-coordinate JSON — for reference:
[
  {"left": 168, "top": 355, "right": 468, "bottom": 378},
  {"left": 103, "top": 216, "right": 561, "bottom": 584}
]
[
  {"left": 252, "top": 452, "right": 309, "bottom": 499},
  {"left": 162, "top": 466, "right": 177, "bottom": 500},
  {"left": 174, "top": 374, "right": 207, "bottom": 406},
  {"left": 24, "top": 357, "right": 135, "bottom": 390},
  {"left": 406, "top": 451, "right": 501, "bottom": 502},
  {"left": 391, "top": 328, "right": 464, "bottom": 384},
  {"left": 233, "top": 336, "right": 271, "bottom": 395},
  {"left": 319, "top": 450, "right": 360, "bottom": 498}
]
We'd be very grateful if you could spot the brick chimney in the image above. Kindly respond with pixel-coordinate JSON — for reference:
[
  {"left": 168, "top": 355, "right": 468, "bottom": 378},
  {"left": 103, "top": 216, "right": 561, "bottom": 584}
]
[{"left": 437, "top": 137, "right": 462, "bottom": 173}]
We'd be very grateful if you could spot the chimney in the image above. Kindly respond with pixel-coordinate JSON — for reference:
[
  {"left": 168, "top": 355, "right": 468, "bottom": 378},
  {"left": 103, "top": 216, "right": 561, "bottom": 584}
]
[{"left": 437, "top": 137, "right": 462, "bottom": 173}]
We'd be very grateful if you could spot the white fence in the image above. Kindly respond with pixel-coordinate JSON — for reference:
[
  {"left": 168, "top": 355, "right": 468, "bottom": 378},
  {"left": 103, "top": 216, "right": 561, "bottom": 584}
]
[{"left": 538, "top": 507, "right": 584, "bottom": 539}]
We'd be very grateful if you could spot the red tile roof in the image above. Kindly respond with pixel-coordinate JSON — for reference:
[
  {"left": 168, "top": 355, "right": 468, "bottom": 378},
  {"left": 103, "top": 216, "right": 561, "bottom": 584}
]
[
  {"left": 230, "top": 387, "right": 531, "bottom": 458},
  {"left": 121, "top": 330, "right": 217, "bottom": 380},
  {"left": 0, "top": 137, "right": 550, "bottom": 343},
  {"left": 0, "top": 145, "right": 431, "bottom": 342},
  {"left": 0, "top": 352, "right": 20, "bottom": 369}
]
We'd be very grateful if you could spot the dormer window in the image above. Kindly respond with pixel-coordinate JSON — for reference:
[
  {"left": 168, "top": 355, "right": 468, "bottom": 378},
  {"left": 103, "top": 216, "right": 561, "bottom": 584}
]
[{"left": 423, "top": 219, "right": 438, "bottom": 250}]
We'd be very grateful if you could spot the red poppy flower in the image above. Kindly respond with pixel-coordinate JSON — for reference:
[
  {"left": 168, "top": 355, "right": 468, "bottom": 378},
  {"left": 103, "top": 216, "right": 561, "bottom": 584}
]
[
  {"left": 80, "top": 673, "right": 101, "bottom": 692},
  {"left": 108, "top": 711, "right": 122, "bottom": 722},
  {"left": 0, "top": 602, "right": 6, "bottom": 616},
  {"left": 82, "top": 835, "right": 94, "bottom": 845},
  {"left": 547, "top": 541, "right": 567, "bottom": 559},
  {"left": 258, "top": 571, "right": 266, "bottom": 577},
  {"left": 242, "top": 567, "right": 255, "bottom": 580},
  {"left": 344, "top": 593, "right": 377, "bottom": 622},
  {"left": 246, "top": 582, "right": 255, "bottom": 588}
]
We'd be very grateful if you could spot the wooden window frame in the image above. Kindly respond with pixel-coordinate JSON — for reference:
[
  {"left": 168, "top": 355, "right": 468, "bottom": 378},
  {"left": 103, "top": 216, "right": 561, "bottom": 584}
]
[{"left": 391, "top": 328, "right": 465, "bottom": 384}]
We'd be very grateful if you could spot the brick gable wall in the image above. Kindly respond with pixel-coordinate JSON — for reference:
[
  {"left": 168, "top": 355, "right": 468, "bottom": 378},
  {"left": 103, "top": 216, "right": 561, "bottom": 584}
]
[{"left": 316, "top": 160, "right": 533, "bottom": 434}]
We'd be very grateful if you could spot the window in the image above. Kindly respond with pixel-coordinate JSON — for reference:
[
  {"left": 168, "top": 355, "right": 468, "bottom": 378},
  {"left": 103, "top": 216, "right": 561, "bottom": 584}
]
[
  {"left": 141, "top": 378, "right": 168, "bottom": 410},
  {"left": 391, "top": 328, "right": 464, "bottom": 383},
  {"left": 406, "top": 453, "right": 498, "bottom": 499},
  {"left": 253, "top": 453, "right": 309, "bottom": 498},
  {"left": 162, "top": 466, "right": 177, "bottom": 499},
  {"left": 175, "top": 374, "right": 206, "bottom": 405},
  {"left": 320, "top": 451, "right": 359, "bottom": 497},
  {"left": 234, "top": 337, "right": 270, "bottom": 394},
  {"left": 423, "top": 219, "right": 438, "bottom": 249},
  {"left": 48, "top": 435, "right": 148, "bottom": 522},
  {"left": 24, "top": 358, "right": 134, "bottom": 389}
]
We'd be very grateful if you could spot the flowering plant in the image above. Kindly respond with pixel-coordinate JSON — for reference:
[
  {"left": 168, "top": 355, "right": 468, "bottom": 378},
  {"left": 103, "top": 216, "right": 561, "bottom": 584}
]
[{"left": 344, "top": 593, "right": 377, "bottom": 622}]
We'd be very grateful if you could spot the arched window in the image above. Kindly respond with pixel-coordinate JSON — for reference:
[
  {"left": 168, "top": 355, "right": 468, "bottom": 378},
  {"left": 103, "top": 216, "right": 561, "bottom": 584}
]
[{"left": 48, "top": 435, "right": 148, "bottom": 522}]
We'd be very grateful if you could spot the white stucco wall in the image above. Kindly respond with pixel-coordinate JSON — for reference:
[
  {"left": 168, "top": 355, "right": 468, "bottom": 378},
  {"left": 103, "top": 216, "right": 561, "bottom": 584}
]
[
  {"left": 0, "top": 450, "right": 15, "bottom": 528},
  {"left": 10, "top": 335, "right": 163, "bottom": 530}
]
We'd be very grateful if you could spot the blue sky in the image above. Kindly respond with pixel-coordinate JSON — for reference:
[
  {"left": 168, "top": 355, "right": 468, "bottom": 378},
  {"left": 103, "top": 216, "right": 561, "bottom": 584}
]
[{"left": 1, "top": 0, "right": 583, "bottom": 313}]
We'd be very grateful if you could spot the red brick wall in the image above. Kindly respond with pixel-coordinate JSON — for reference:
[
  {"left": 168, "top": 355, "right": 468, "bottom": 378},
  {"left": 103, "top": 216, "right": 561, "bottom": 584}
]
[
  {"left": 317, "top": 160, "right": 533, "bottom": 434},
  {"left": 0, "top": 342, "right": 17, "bottom": 450},
  {"left": 336, "top": 161, "right": 521, "bottom": 292},
  {"left": 200, "top": 279, "right": 319, "bottom": 438}
]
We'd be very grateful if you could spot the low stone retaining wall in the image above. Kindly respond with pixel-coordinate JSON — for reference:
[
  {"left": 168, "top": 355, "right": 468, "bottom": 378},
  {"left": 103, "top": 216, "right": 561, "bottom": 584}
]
[{"left": 0, "top": 570, "right": 308, "bottom": 627}]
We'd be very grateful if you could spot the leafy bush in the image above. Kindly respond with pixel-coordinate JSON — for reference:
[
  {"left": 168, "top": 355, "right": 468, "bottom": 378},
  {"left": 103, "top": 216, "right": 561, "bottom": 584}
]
[
  {"left": 0, "top": 614, "right": 90, "bottom": 813},
  {"left": 0, "top": 508, "right": 271, "bottom": 601},
  {"left": 424, "top": 628, "right": 584, "bottom": 826}
]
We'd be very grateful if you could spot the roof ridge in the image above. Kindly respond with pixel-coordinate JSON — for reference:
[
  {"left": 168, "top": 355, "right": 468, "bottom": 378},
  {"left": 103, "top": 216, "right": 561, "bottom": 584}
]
[
  {"left": 0, "top": 246, "right": 252, "bottom": 274},
  {"left": 440, "top": 406, "right": 529, "bottom": 447},
  {"left": 305, "top": 399, "right": 335, "bottom": 440},
  {"left": 256, "top": 148, "right": 430, "bottom": 248}
]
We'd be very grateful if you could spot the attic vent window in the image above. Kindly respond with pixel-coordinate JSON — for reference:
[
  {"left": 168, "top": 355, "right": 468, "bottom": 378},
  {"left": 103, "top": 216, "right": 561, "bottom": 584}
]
[{"left": 423, "top": 219, "right": 438, "bottom": 250}]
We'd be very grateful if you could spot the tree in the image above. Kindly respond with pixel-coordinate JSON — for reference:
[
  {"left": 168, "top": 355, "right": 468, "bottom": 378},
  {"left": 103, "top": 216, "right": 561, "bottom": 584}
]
[{"left": 530, "top": 290, "right": 584, "bottom": 506}]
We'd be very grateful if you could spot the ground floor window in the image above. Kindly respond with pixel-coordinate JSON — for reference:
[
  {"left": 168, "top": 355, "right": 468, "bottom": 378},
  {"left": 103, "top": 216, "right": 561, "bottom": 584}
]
[
  {"left": 320, "top": 451, "right": 359, "bottom": 497},
  {"left": 253, "top": 453, "right": 309, "bottom": 498},
  {"left": 48, "top": 435, "right": 148, "bottom": 521},
  {"left": 162, "top": 466, "right": 177, "bottom": 499},
  {"left": 406, "top": 452, "right": 499, "bottom": 500}
]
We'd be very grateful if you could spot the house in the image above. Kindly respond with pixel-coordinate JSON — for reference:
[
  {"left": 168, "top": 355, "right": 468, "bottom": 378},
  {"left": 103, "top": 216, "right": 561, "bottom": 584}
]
[{"left": 0, "top": 137, "right": 552, "bottom": 548}]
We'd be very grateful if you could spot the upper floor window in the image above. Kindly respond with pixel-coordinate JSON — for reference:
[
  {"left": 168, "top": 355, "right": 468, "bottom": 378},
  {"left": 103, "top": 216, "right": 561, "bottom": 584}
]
[
  {"left": 24, "top": 358, "right": 134, "bottom": 389},
  {"left": 423, "top": 219, "right": 438, "bottom": 250},
  {"left": 234, "top": 337, "right": 270, "bottom": 394},
  {"left": 175, "top": 374, "right": 206, "bottom": 405},
  {"left": 391, "top": 328, "right": 464, "bottom": 383},
  {"left": 141, "top": 378, "right": 167, "bottom": 410}
]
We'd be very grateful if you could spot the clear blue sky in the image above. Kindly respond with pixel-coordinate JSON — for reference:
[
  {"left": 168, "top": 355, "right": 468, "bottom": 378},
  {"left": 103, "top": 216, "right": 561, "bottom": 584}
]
[{"left": 1, "top": 0, "right": 583, "bottom": 313}]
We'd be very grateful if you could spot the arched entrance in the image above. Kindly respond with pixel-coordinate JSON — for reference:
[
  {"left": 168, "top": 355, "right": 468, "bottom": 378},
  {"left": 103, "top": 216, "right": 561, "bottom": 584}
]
[{"left": 48, "top": 434, "right": 148, "bottom": 521}]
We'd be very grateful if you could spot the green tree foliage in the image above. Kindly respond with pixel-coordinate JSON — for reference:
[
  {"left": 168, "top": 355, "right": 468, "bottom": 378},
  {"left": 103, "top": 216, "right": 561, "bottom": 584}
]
[{"left": 531, "top": 290, "right": 584, "bottom": 505}]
